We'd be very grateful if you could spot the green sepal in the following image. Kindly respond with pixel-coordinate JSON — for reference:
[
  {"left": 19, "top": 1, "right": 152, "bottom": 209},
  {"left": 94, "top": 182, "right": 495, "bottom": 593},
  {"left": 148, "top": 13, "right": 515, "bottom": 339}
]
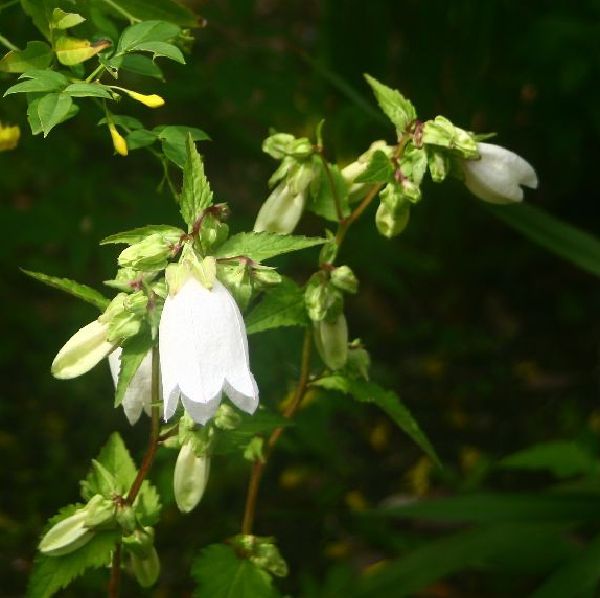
[
  {"left": 307, "top": 161, "right": 350, "bottom": 222},
  {"left": 215, "top": 232, "right": 326, "bottom": 263},
  {"left": 232, "top": 535, "right": 289, "bottom": 578},
  {"left": 101, "top": 224, "right": 185, "bottom": 246},
  {"left": 263, "top": 132, "right": 313, "bottom": 160},
  {"left": 21, "top": 269, "right": 110, "bottom": 310},
  {"left": 304, "top": 271, "right": 343, "bottom": 322},
  {"left": 355, "top": 150, "right": 394, "bottom": 184},
  {"left": 180, "top": 133, "right": 213, "bottom": 230},
  {"left": 364, "top": 74, "right": 417, "bottom": 136},
  {"left": 422, "top": 115, "right": 478, "bottom": 159}
]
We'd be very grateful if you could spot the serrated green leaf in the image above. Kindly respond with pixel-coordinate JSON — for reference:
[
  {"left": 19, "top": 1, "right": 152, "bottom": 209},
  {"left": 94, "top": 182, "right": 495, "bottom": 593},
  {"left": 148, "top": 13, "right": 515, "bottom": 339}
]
[
  {"left": 307, "top": 162, "right": 350, "bottom": 222},
  {"left": 180, "top": 133, "right": 212, "bottom": 229},
  {"left": 192, "top": 544, "right": 280, "bottom": 598},
  {"left": 28, "top": 529, "right": 119, "bottom": 598},
  {"left": 101, "top": 224, "right": 184, "bottom": 245},
  {"left": 135, "top": 480, "right": 161, "bottom": 527},
  {"left": 114, "top": 330, "right": 154, "bottom": 408},
  {"left": 364, "top": 74, "right": 417, "bottom": 135},
  {"left": 355, "top": 150, "right": 394, "bottom": 184},
  {"left": 246, "top": 277, "right": 308, "bottom": 335},
  {"left": 499, "top": 441, "right": 598, "bottom": 478},
  {"left": 36, "top": 92, "right": 73, "bottom": 136},
  {"left": 215, "top": 232, "right": 325, "bottom": 262},
  {"left": 130, "top": 41, "right": 185, "bottom": 63},
  {"left": 315, "top": 376, "right": 440, "bottom": 466},
  {"left": 81, "top": 432, "right": 137, "bottom": 499},
  {"left": 0, "top": 41, "right": 53, "bottom": 73},
  {"left": 117, "top": 20, "right": 180, "bottom": 53},
  {"left": 486, "top": 203, "right": 600, "bottom": 278},
  {"left": 64, "top": 82, "right": 113, "bottom": 99},
  {"left": 104, "top": 0, "right": 197, "bottom": 27},
  {"left": 4, "top": 69, "right": 68, "bottom": 95},
  {"left": 532, "top": 533, "right": 600, "bottom": 598},
  {"left": 21, "top": 269, "right": 110, "bottom": 310},
  {"left": 155, "top": 125, "right": 210, "bottom": 167}
]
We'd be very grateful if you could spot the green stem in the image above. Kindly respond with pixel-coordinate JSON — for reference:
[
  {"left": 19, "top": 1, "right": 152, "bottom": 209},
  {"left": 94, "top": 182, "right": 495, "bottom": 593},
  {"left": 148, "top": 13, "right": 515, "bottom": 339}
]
[
  {"left": 241, "top": 329, "right": 313, "bottom": 535},
  {"left": 0, "top": 33, "right": 18, "bottom": 51},
  {"left": 99, "top": 0, "right": 140, "bottom": 23},
  {"left": 318, "top": 152, "right": 344, "bottom": 221},
  {"left": 86, "top": 64, "right": 106, "bottom": 83},
  {"left": 108, "top": 544, "right": 121, "bottom": 598}
]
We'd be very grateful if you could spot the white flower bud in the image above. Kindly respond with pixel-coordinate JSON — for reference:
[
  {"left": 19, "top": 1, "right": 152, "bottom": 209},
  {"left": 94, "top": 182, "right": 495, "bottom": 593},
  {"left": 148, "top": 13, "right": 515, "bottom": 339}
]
[
  {"left": 39, "top": 508, "right": 95, "bottom": 556},
  {"left": 173, "top": 441, "right": 210, "bottom": 513},
  {"left": 462, "top": 142, "right": 538, "bottom": 204},
  {"left": 314, "top": 314, "right": 348, "bottom": 370}
]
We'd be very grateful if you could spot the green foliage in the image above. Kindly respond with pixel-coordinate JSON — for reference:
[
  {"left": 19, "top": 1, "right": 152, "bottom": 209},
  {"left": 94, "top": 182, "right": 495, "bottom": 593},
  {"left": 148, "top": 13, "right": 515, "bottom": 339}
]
[
  {"left": 192, "top": 544, "right": 280, "bottom": 598},
  {"left": 215, "top": 232, "right": 326, "bottom": 263},
  {"left": 487, "top": 202, "right": 600, "bottom": 277},
  {"left": 28, "top": 526, "right": 119, "bottom": 598},
  {"left": 364, "top": 74, "right": 417, "bottom": 136},
  {"left": 355, "top": 150, "right": 394, "bottom": 184},
  {"left": 0, "top": 41, "right": 52, "bottom": 73},
  {"left": 155, "top": 126, "right": 211, "bottom": 167},
  {"left": 307, "top": 162, "right": 350, "bottom": 221},
  {"left": 180, "top": 134, "right": 213, "bottom": 229},
  {"left": 21, "top": 269, "right": 110, "bottom": 310},
  {"left": 315, "top": 376, "right": 440, "bottom": 466},
  {"left": 245, "top": 277, "right": 308, "bottom": 334}
]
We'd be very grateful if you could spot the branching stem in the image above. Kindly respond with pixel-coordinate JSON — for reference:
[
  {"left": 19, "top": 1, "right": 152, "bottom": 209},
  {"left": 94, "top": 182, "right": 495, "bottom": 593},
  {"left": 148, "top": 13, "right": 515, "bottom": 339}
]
[{"left": 241, "top": 329, "right": 312, "bottom": 535}]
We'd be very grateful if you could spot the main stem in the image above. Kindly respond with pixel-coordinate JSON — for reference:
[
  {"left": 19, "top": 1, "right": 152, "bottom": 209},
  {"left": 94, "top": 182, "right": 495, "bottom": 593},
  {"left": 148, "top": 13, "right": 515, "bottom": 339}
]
[
  {"left": 108, "top": 345, "right": 161, "bottom": 598},
  {"left": 241, "top": 329, "right": 312, "bottom": 535}
]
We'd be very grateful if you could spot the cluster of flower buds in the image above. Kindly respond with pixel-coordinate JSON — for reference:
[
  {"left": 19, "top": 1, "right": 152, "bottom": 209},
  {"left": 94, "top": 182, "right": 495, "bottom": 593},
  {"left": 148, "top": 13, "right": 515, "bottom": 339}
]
[{"left": 254, "top": 133, "right": 319, "bottom": 234}]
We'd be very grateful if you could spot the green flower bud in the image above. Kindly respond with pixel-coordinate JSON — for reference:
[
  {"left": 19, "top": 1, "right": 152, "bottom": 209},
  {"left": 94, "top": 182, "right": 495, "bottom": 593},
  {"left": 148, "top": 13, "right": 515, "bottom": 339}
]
[
  {"left": 262, "top": 133, "right": 313, "bottom": 159},
  {"left": 84, "top": 494, "right": 116, "bottom": 529},
  {"left": 214, "top": 403, "right": 242, "bottom": 430},
  {"left": 174, "top": 441, "right": 210, "bottom": 514},
  {"left": 244, "top": 436, "right": 264, "bottom": 462},
  {"left": 107, "top": 310, "right": 142, "bottom": 343},
  {"left": 252, "top": 265, "right": 282, "bottom": 288},
  {"left": 115, "top": 504, "right": 137, "bottom": 534},
  {"left": 318, "top": 234, "right": 338, "bottom": 266},
  {"left": 422, "top": 116, "right": 478, "bottom": 159},
  {"left": 375, "top": 183, "right": 411, "bottom": 238},
  {"left": 199, "top": 214, "right": 229, "bottom": 251},
  {"left": 39, "top": 508, "right": 95, "bottom": 556},
  {"left": 330, "top": 266, "right": 358, "bottom": 294},
  {"left": 347, "top": 340, "right": 371, "bottom": 380},
  {"left": 250, "top": 540, "right": 289, "bottom": 578},
  {"left": 399, "top": 145, "right": 427, "bottom": 186},
  {"left": 314, "top": 314, "right": 348, "bottom": 370},
  {"left": 131, "top": 546, "right": 160, "bottom": 588},
  {"left": 122, "top": 526, "right": 155, "bottom": 557},
  {"left": 254, "top": 184, "right": 307, "bottom": 234},
  {"left": 117, "top": 232, "right": 179, "bottom": 271},
  {"left": 341, "top": 140, "right": 394, "bottom": 202},
  {"left": 304, "top": 272, "right": 343, "bottom": 322},
  {"left": 427, "top": 148, "right": 449, "bottom": 182}
]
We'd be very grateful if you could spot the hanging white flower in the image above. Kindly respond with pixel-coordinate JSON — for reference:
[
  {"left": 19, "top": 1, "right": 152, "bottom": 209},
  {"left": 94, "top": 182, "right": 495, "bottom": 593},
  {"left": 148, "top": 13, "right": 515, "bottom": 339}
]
[
  {"left": 108, "top": 348, "right": 153, "bottom": 425},
  {"left": 461, "top": 142, "right": 538, "bottom": 204},
  {"left": 159, "top": 256, "right": 259, "bottom": 425}
]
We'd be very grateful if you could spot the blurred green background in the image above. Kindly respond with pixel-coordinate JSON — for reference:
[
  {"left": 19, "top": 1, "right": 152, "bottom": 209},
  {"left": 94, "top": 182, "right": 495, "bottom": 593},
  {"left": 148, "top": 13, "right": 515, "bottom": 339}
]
[{"left": 1, "top": 0, "right": 599, "bottom": 596}]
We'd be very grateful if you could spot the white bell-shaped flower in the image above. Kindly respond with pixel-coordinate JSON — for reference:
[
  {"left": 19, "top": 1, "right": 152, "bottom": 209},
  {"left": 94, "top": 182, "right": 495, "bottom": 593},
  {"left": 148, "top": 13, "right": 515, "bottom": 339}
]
[
  {"left": 108, "top": 348, "right": 153, "bottom": 425},
  {"left": 159, "top": 272, "right": 259, "bottom": 425},
  {"left": 462, "top": 142, "right": 538, "bottom": 204}
]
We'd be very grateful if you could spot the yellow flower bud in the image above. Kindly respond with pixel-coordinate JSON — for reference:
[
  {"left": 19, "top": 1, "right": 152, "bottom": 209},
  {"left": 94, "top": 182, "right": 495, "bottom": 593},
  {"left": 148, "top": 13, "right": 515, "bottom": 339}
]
[
  {"left": 0, "top": 123, "right": 20, "bottom": 152},
  {"left": 125, "top": 90, "right": 165, "bottom": 108},
  {"left": 108, "top": 122, "right": 128, "bottom": 156}
]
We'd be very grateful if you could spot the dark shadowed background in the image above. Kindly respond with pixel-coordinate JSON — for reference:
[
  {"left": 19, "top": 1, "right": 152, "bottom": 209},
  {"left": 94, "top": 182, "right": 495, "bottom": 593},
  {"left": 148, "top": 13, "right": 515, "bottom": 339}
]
[{"left": 1, "top": 1, "right": 599, "bottom": 596}]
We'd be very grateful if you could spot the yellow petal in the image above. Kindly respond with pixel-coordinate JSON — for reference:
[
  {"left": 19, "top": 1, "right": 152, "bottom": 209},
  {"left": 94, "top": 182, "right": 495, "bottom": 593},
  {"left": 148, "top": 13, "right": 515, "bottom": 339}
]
[
  {"left": 125, "top": 90, "right": 165, "bottom": 108},
  {"left": 108, "top": 122, "right": 128, "bottom": 156},
  {"left": 0, "top": 124, "right": 20, "bottom": 152}
]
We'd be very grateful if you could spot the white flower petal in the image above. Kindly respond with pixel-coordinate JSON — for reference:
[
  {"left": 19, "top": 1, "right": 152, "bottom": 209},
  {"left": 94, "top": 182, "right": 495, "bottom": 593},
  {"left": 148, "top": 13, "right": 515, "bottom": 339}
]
[
  {"left": 158, "top": 275, "right": 260, "bottom": 425},
  {"left": 108, "top": 348, "right": 154, "bottom": 425},
  {"left": 462, "top": 143, "right": 538, "bottom": 205}
]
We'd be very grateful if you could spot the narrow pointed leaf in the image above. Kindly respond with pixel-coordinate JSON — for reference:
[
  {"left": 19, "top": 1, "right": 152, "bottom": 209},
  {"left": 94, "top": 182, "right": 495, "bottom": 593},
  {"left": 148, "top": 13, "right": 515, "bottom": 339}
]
[
  {"left": 215, "top": 232, "right": 325, "bottom": 262},
  {"left": 364, "top": 74, "right": 417, "bottom": 135},
  {"left": 180, "top": 133, "right": 212, "bottom": 229},
  {"left": 114, "top": 330, "right": 154, "bottom": 408},
  {"left": 21, "top": 269, "right": 110, "bottom": 310}
]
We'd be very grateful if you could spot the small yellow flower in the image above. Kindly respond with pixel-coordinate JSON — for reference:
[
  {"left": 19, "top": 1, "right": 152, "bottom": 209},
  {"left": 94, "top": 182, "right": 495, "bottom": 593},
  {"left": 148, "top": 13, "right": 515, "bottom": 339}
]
[
  {"left": 0, "top": 123, "right": 20, "bottom": 152},
  {"left": 124, "top": 90, "right": 165, "bottom": 108},
  {"left": 108, "top": 122, "right": 128, "bottom": 156}
]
